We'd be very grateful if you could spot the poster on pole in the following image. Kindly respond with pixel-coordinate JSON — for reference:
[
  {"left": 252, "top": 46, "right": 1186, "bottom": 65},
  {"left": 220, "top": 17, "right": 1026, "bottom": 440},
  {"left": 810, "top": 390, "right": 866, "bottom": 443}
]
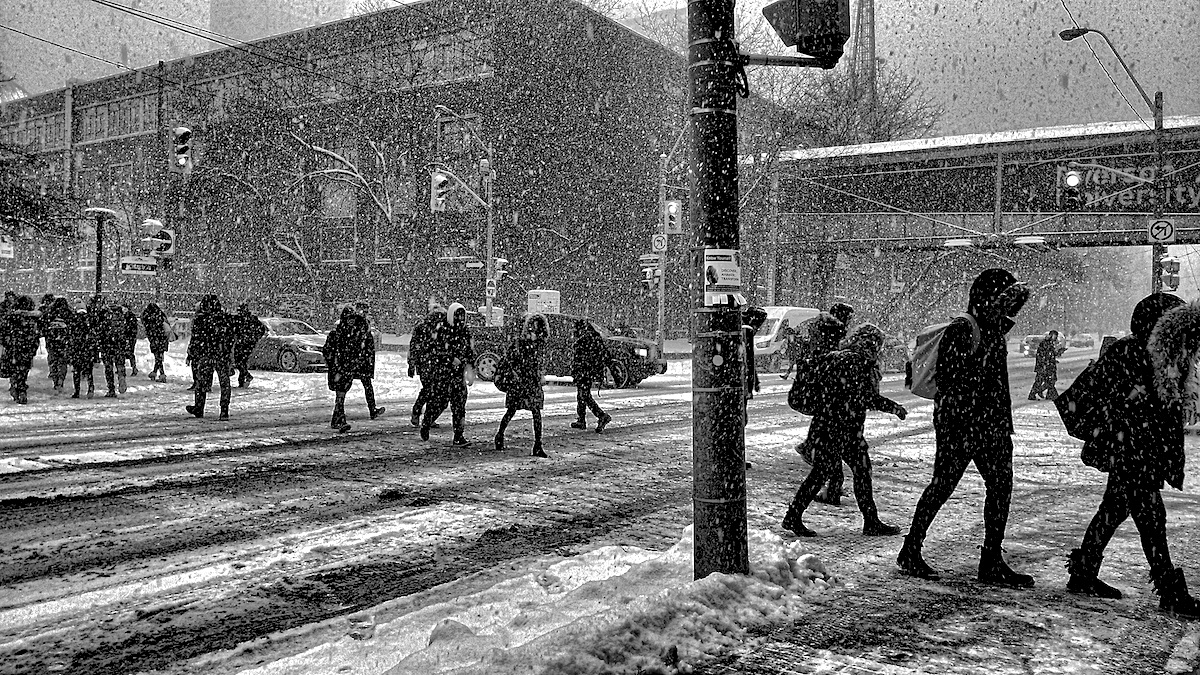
[{"left": 702, "top": 248, "right": 746, "bottom": 307}]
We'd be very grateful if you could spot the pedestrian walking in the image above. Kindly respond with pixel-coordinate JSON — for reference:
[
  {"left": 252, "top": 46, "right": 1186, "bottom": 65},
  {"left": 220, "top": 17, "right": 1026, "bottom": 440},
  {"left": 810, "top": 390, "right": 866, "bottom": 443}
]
[
  {"left": 1, "top": 295, "right": 41, "bottom": 404},
  {"left": 570, "top": 318, "right": 613, "bottom": 433},
  {"left": 121, "top": 304, "right": 140, "bottom": 377},
  {"left": 141, "top": 302, "right": 169, "bottom": 382},
  {"left": 185, "top": 294, "right": 233, "bottom": 420},
  {"left": 40, "top": 297, "right": 73, "bottom": 394},
  {"left": 779, "top": 325, "right": 804, "bottom": 379},
  {"left": 782, "top": 323, "right": 908, "bottom": 537},
  {"left": 896, "top": 268, "right": 1033, "bottom": 586},
  {"left": 0, "top": 290, "right": 16, "bottom": 381},
  {"left": 230, "top": 303, "right": 268, "bottom": 387},
  {"left": 408, "top": 305, "right": 446, "bottom": 429},
  {"left": 796, "top": 303, "right": 856, "bottom": 505},
  {"left": 494, "top": 313, "right": 549, "bottom": 458},
  {"left": 1028, "top": 330, "right": 1066, "bottom": 400},
  {"left": 95, "top": 298, "right": 128, "bottom": 398},
  {"left": 322, "top": 307, "right": 385, "bottom": 432},
  {"left": 418, "top": 302, "right": 474, "bottom": 445},
  {"left": 68, "top": 307, "right": 98, "bottom": 399},
  {"left": 1059, "top": 294, "right": 1200, "bottom": 619},
  {"left": 742, "top": 306, "right": 768, "bottom": 404}
]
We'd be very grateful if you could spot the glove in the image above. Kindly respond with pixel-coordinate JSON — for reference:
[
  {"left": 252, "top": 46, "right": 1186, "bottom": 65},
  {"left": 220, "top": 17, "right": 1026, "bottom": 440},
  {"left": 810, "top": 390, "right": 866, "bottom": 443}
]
[
  {"left": 464, "top": 366, "right": 476, "bottom": 387},
  {"left": 407, "top": 365, "right": 415, "bottom": 378},
  {"left": 895, "top": 405, "right": 908, "bottom": 421}
]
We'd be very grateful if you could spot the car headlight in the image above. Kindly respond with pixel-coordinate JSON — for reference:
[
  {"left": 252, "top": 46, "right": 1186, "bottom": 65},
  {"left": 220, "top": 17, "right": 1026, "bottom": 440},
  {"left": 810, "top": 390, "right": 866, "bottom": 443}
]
[{"left": 635, "top": 348, "right": 648, "bottom": 357}]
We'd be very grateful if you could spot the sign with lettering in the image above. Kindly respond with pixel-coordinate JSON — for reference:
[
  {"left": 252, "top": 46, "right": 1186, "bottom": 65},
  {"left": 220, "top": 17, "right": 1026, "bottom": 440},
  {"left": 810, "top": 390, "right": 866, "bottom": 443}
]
[{"left": 120, "top": 255, "right": 158, "bottom": 275}]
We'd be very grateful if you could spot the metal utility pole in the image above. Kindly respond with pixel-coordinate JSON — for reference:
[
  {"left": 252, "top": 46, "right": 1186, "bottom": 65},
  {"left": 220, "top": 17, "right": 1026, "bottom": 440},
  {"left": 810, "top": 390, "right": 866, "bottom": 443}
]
[
  {"left": 83, "top": 208, "right": 117, "bottom": 295},
  {"left": 689, "top": 0, "right": 748, "bottom": 580},
  {"left": 483, "top": 145, "right": 496, "bottom": 324},
  {"left": 1151, "top": 91, "right": 1166, "bottom": 293},
  {"left": 657, "top": 152, "right": 668, "bottom": 355}
]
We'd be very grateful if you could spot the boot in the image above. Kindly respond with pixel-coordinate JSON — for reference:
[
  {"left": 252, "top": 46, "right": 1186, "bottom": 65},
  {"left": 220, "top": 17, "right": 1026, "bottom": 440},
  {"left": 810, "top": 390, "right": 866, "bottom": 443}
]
[
  {"left": 410, "top": 409, "right": 421, "bottom": 427},
  {"left": 453, "top": 433, "right": 472, "bottom": 446},
  {"left": 1156, "top": 568, "right": 1200, "bottom": 620},
  {"left": 186, "top": 392, "right": 206, "bottom": 418},
  {"left": 595, "top": 413, "right": 612, "bottom": 434},
  {"left": 863, "top": 519, "right": 902, "bottom": 536},
  {"left": 16, "top": 391, "right": 27, "bottom": 405},
  {"left": 104, "top": 390, "right": 118, "bottom": 398},
  {"left": 370, "top": 406, "right": 386, "bottom": 420},
  {"left": 130, "top": 364, "right": 138, "bottom": 376},
  {"left": 86, "top": 385, "right": 95, "bottom": 399},
  {"left": 420, "top": 424, "right": 431, "bottom": 441},
  {"left": 218, "top": 406, "right": 230, "bottom": 421},
  {"left": 117, "top": 372, "right": 127, "bottom": 394},
  {"left": 782, "top": 508, "right": 817, "bottom": 537},
  {"left": 978, "top": 547, "right": 1035, "bottom": 588},
  {"left": 531, "top": 442, "right": 548, "bottom": 458},
  {"left": 494, "top": 433, "right": 505, "bottom": 452},
  {"left": 897, "top": 535, "right": 940, "bottom": 580},
  {"left": 1066, "top": 548, "right": 1123, "bottom": 599},
  {"left": 570, "top": 420, "right": 587, "bottom": 430},
  {"left": 157, "top": 372, "right": 167, "bottom": 383}
]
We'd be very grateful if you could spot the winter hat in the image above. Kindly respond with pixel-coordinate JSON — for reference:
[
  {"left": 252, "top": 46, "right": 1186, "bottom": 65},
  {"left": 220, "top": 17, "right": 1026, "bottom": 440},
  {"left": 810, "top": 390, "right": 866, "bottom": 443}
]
[
  {"left": 1131, "top": 292, "right": 1185, "bottom": 341},
  {"left": 448, "top": 302, "right": 466, "bottom": 326},
  {"left": 843, "top": 323, "right": 886, "bottom": 354},
  {"left": 968, "top": 268, "right": 1029, "bottom": 318},
  {"left": 524, "top": 313, "right": 549, "bottom": 340},
  {"left": 828, "top": 302, "right": 855, "bottom": 325}
]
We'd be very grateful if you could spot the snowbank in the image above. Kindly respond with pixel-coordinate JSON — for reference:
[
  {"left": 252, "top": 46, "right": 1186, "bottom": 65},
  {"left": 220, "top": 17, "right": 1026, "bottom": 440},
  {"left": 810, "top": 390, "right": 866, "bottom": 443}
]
[{"left": 237, "top": 526, "right": 836, "bottom": 675}]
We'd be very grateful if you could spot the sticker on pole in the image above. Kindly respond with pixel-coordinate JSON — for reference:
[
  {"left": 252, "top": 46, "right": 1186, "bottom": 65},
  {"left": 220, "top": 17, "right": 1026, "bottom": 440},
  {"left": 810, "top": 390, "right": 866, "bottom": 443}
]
[
  {"left": 120, "top": 255, "right": 158, "bottom": 276},
  {"left": 1149, "top": 218, "right": 1176, "bottom": 244},
  {"left": 703, "top": 248, "right": 746, "bottom": 307}
]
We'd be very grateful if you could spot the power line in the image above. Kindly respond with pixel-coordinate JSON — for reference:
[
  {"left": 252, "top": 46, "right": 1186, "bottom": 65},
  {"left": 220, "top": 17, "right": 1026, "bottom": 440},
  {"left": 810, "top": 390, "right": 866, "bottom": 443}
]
[{"left": 1057, "top": 0, "right": 1151, "bottom": 130}]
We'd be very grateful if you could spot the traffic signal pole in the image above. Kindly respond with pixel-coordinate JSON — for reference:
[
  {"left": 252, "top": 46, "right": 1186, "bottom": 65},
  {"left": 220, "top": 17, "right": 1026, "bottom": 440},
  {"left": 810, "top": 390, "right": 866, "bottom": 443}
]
[
  {"left": 689, "top": 0, "right": 749, "bottom": 579},
  {"left": 484, "top": 144, "right": 496, "bottom": 325},
  {"left": 657, "top": 152, "right": 668, "bottom": 356},
  {"left": 1151, "top": 91, "right": 1165, "bottom": 293}
]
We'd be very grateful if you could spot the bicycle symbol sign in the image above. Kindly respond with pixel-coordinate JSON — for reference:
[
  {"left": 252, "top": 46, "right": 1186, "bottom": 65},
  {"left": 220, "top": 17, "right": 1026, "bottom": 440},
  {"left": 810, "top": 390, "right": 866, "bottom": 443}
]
[{"left": 1149, "top": 218, "right": 1176, "bottom": 244}]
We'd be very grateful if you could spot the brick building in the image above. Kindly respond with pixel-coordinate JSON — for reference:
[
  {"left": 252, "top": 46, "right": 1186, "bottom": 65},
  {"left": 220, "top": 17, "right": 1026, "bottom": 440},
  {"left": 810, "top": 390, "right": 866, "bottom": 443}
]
[{"left": 0, "top": 0, "right": 692, "bottom": 331}]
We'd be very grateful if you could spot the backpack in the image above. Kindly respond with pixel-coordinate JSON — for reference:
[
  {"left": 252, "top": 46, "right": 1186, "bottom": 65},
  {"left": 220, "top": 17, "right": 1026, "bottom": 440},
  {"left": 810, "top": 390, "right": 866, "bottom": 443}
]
[
  {"left": 787, "top": 351, "right": 841, "bottom": 415},
  {"left": 492, "top": 356, "right": 513, "bottom": 393},
  {"left": 906, "top": 313, "right": 982, "bottom": 399},
  {"left": 1054, "top": 358, "right": 1115, "bottom": 471}
]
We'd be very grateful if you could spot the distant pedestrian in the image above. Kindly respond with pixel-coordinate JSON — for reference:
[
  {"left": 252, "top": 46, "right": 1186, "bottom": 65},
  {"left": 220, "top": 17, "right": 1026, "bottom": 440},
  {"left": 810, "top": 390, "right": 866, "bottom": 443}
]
[
  {"left": 141, "top": 302, "right": 169, "bottom": 382},
  {"left": 322, "top": 307, "right": 384, "bottom": 432},
  {"left": 494, "top": 313, "right": 549, "bottom": 458},
  {"left": 1060, "top": 294, "right": 1200, "bottom": 619},
  {"left": 97, "top": 298, "right": 128, "bottom": 398},
  {"left": 418, "top": 302, "right": 474, "bottom": 445},
  {"left": 796, "top": 302, "right": 856, "bottom": 505},
  {"left": 742, "top": 306, "right": 768, "bottom": 408},
  {"left": 570, "top": 318, "right": 613, "bottom": 433},
  {"left": 186, "top": 294, "right": 233, "bottom": 420},
  {"left": 782, "top": 323, "right": 908, "bottom": 537},
  {"left": 120, "top": 304, "right": 140, "bottom": 377},
  {"left": 68, "top": 307, "right": 98, "bottom": 399},
  {"left": 230, "top": 303, "right": 268, "bottom": 387},
  {"left": 40, "top": 297, "right": 73, "bottom": 394},
  {"left": 779, "top": 325, "right": 804, "bottom": 379},
  {"left": 1, "top": 295, "right": 41, "bottom": 404},
  {"left": 896, "top": 268, "right": 1033, "bottom": 586},
  {"left": 408, "top": 305, "right": 447, "bottom": 429},
  {"left": 1028, "top": 330, "right": 1066, "bottom": 400}
]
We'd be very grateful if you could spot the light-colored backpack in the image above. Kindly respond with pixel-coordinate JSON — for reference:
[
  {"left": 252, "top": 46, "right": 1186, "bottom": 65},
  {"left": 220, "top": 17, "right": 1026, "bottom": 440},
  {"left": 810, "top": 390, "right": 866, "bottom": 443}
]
[{"left": 906, "top": 313, "right": 981, "bottom": 399}]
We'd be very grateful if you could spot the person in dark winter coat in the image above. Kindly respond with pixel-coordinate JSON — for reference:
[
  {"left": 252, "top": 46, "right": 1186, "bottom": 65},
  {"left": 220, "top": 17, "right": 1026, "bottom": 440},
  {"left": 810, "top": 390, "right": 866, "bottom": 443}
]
[
  {"left": 93, "top": 298, "right": 128, "bottom": 397},
  {"left": 1062, "top": 294, "right": 1200, "bottom": 619},
  {"left": 186, "top": 294, "right": 233, "bottom": 420},
  {"left": 230, "top": 304, "right": 268, "bottom": 387},
  {"left": 796, "top": 304, "right": 855, "bottom": 505},
  {"left": 120, "top": 304, "right": 140, "bottom": 376},
  {"left": 779, "top": 325, "right": 804, "bottom": 379},
  {"left": 40, "top": 297, "right": 73, "bottom": 393},
  {"left": 495, "top": 313, "right": 549, "bottom": 458},
  {"left": 419, "top": 302, "right": 475, "bottom": 444},
  {"left": 570, "top": 318, "right": 613, "bottom": 433},
  {"left": 897, "top": 268, "right": 1032, "bottom": 587},
  {"left": 1028, "top": 330, "right": 1066, "bottom": 400},
  {"left": 68, "top": 306, "right": 99, "bottom": 398},
  {"left": 408, "top": 305, "right": 446, "bottom": 429},
  {"left": 742, "top": 306, "right": 768, "bottom": 405},
  {"left": 0, "top": 290, "right": 16, "bottom": 380},
  {"left": 783, "top": 324, "right": 908, "bottom": 537},
  {"left": 141, "top": 302, "right": 169, "bottom": 382},
  {"left": 1, "top": 295, "right": 41, "bottom": 404},
  {"left": 322, "top": 307, "right": 384, "bottom": 432}
]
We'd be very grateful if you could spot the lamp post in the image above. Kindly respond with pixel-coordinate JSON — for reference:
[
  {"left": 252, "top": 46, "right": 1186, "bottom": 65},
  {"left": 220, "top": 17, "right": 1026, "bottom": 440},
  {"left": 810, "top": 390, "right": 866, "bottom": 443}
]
[
  {"left": 434, "top": 105, "right": 497, "bottom": 324},
  {"left": 1060, "top": 27, "right": 1167, "bottom": 293}
]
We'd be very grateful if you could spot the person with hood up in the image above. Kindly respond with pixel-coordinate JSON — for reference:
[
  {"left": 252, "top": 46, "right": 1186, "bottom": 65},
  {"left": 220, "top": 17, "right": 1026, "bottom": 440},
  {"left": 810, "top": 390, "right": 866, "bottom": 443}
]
[
  {"left": 0, "top": 290, "right": 16, "bottom": 380},
  {"left": 408, "top": 304, "right": 446, "bottom": 429},
  {"left": 570, "top": 318, "right": 613, "bottom": 433},
  {"left": 322, "top": 306, "right": 384, "bottom": 432},
  {"left": 186, "top": 294, "right": 233, "bottom": 420},
  {"left": 1, "top": 295, "right": 41, "bottom": 404},
  {"left": 897, "top": 268, "right": 1033, "bottom": 587},
  {"left": 1060, "top": 294, "right": 1200, "bottom": 619},
  {"left": 1028, "top": 330, "right": 1067, "bottom": 400},
  {"left": 121, "top": 304, "right": 140, "bottom": 376},
  {"left": 230, "top": 303, "right": 268, "bottom": 387},
  {"left": 141, "top": 302, "right": 170, "bottom": 382},
  {"left": 796, "top": 302, "right": 856, "bottom": 505},
  {"left": 68, "top": 304, "right": 100, "bottom": 398},
  {"left": 96, "top": 298, "right": 128, "bottom": 397},
  {"left": 40, "top": 297, "right": 73, "bottom": 393},
  {"left": 419, "top": 302, "right": 475, "bottom": 445},
  {"left": 495, "top": 313, "right": 549, "bottom": 458},
  {"left": 782, "top": 323, "right": 908, "bottom": 537}
]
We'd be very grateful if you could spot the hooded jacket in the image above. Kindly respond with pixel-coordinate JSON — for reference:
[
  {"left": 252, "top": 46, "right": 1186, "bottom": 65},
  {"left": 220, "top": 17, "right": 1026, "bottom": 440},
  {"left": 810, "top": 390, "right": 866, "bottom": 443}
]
[
  {"left": 444, "top": 302, "right": 475, "bottom": 378},
  {"left": 807, "top": 324, "right": 904, "bottom": 445},
  {"left": 934, "top": 268, "right": 1029, "bottom": 439},
  {"left": 571, "top": 318, "right": 610, "bottom": 382},
  {"left": 188, "top": 295, "right": 231, "bottom": 362},
  {"left": 409, "top": 308, "right": 446, "bottom": 375},
  {"left": 0, "top": 298, "right": 41, "bottom": 364},
  {"left": 503, "top": 313, "right": 548, "bottom": 407},
  {"left": 142, "top": 303, "right": 169, "bottom": 352},
  {"left": 323, "top": 312, "right": 375, "bottom": 389}
]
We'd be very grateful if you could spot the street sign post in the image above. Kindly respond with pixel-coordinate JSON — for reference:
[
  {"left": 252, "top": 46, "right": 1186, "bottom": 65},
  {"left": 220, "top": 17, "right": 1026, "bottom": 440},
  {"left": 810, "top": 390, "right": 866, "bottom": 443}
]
[
  {"left": 1149, "top": 218, "right": 1176, "bottom": 244},
  {"left": 651, "top": 233, "right": 668, "bottom": 253},
  {"left": 485, "top": 278, "right": 497, "bottom": 298},
  {"left": 120, "top": 255, "right": 159, "bottom": 276}
]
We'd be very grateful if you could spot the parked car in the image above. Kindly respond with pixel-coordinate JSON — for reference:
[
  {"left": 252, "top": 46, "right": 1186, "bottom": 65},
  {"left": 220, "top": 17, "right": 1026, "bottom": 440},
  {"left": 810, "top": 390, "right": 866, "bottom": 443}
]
[
  {"left": 1020, "top": 334, "right": 1046, "bottom": 358},
  {"left": 753, "top": 306, "right": 822, "bottom": 372},
  {"left": 246, "top": 317, "right": 328, "bottom": 372},
  {"left": 470, "top": 312, "right": 667, "bottom": 388},
  {"left": 1068, "top": 333, "right": 1096, "bottom": 348}
]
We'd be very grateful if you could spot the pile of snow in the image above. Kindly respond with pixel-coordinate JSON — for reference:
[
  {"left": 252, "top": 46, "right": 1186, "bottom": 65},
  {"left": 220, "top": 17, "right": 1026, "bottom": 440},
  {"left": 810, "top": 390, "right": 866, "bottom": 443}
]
[{"left": 239, "top": 526, "right": 836, "bottom": 675}]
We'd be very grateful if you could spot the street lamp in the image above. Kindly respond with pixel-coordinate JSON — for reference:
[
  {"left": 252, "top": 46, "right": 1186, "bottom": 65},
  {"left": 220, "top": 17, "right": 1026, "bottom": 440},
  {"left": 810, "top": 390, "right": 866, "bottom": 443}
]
[{"left": 1060, "top": 26, "right": 1168, "bottom": 292}]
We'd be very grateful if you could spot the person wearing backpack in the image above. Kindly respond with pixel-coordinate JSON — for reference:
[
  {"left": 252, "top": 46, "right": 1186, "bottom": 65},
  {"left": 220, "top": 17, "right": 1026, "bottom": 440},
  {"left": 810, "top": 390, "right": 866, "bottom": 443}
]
[
  {"left": 494, "top": 313, "right": 549, "bottom": 458},
  {"left": 185, "top": 295, "right": 233, "bottom": 420},
  {"left": 794, "top": 303, "right": 855, "bottom": 505},
  {"left": 782, "top": 323, "right": 908, "bottom": 537},
  {"left": 1058, "top": 294, "right": 1200, "bottom": 619},
  {"left": 897, "top": 268, "right": 1032, "bottom": 586}
]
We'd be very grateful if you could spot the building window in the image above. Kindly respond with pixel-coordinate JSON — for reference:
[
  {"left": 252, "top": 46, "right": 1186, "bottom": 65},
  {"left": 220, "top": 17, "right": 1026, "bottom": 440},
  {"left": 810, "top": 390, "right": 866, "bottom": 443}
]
[{"left": 317, "top": 159, "right": 358, "bottom": 264}]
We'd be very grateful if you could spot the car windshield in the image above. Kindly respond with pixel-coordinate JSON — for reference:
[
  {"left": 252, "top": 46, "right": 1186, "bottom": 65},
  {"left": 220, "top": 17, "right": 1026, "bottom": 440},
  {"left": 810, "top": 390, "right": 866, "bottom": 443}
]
[{"left": 268, "top": 320, "right": 320, "bottom": 336}]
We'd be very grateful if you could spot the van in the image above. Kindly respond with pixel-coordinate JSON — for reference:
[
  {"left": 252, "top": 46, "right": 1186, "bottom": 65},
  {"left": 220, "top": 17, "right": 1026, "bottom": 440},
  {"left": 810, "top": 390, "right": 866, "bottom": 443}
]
[{"left": 753, "top": 305, "right": 822, "bottom": 371}]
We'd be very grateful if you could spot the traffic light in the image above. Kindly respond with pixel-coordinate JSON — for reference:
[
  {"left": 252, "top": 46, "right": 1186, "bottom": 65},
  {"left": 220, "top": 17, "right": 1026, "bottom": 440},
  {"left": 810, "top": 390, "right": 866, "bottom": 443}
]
[
  {"left": 430, "top": 171, "right": 450, "bottom": 212},
  {"left": 1060, "top": 168, "right": 1084, "bottom": 209},
  {"left": 664, "top": 200, "right": 681, "bottom": 234},
  {"left": 1161, "top": 255, "right": 1181, "bottom": 291},
  {"left": 492, "top": 257, "right": 508, "bottom": 282},
  {"left": 170, "top": 126, "right": 192, "bottom": 173},
  {"left": 638, "top": 254, "right": 661, "bottom": 290},
  {"left": 762, "top": 0, "right": 851, "bottom": 67}
]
